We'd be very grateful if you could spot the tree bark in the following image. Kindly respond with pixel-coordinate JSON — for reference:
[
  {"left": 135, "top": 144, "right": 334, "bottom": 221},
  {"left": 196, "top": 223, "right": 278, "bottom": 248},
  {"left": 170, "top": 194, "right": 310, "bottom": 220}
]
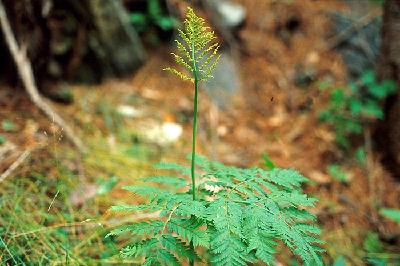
[
  {"left": 0, "top": 0, "right": 145, "bottom": 86},
  {"left": 87, "top": 0, "right": 145, "bottom": 77},
  {"left": 378, "top": 0, "right": 400, "bottom": 177}
]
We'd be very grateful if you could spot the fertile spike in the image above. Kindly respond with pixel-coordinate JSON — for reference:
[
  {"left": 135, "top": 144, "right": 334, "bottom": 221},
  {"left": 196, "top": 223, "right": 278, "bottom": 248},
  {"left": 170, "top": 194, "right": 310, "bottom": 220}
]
[{"left": 164, "top": 7, "right": 220, "bottom": 83}]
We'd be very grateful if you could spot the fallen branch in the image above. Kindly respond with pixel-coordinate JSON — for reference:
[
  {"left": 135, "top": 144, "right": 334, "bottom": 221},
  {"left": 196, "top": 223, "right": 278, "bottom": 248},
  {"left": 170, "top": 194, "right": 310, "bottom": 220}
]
[
  {"left": 0, "top": 141, "right": 16, "bottom": 161},
  {"left": 0, "top": 149, "right": 31, "bottom": 183},
  {"left": 326, "top": 12, "right": 377, "bottom": 51},
  {"left": 0, "top": 1, "right": 85, "bottom": 151}
]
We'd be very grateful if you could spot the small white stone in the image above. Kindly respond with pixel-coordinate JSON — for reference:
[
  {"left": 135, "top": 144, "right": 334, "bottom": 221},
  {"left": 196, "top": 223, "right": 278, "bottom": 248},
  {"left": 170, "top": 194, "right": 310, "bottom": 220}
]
[
  {"left": 117, "top": 105, "right": 143, "bottom": 118},
  {"left": 141, "top": 121, "right": 183, "bottom": 145},
  {"left": 216, "top": 1, "right": 246, "bottom": 28},
  {"left": 161, "top": 122, "right": 183, "bottom": 143}
]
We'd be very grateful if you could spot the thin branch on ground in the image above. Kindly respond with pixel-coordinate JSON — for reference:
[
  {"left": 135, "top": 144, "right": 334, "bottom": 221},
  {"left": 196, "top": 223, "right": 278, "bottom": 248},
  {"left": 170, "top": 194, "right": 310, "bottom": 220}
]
[
  {"left": 326, "top": 12, "right": 377, "bottom": 50},
  {"left": 0, "top": 149, "right": 31, "bottom": 183}
]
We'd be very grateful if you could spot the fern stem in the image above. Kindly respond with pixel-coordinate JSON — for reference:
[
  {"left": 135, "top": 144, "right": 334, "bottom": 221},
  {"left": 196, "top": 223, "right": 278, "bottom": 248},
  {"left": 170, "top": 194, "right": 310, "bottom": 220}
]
[
  {"left": 191, "top": 78, "right": 198, "bottom": 201},
  {"left": 191, "top": 43, "right": 198, "bottom": 202},
  {"left": 190, "top": 41, "right": 199, "bottom": 266}
]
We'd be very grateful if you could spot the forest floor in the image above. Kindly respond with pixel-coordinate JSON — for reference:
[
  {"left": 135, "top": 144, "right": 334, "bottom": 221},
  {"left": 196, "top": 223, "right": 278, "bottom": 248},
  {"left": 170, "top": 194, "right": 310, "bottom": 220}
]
[{"left": 1, "top": 0, "right": 399, "bottom": 265}]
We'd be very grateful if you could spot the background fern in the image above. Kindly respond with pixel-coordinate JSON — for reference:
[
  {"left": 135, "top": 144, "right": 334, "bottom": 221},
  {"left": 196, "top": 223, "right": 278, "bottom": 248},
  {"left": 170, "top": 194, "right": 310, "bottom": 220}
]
[{"left": 319, "top": 71, "right": 396, "bottom": 149}]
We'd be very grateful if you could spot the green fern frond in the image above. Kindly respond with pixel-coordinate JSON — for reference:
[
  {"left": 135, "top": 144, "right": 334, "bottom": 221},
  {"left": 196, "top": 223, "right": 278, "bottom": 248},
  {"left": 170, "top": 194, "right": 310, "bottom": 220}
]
[
  {"left": 260, "top": 168, "right": 309, "bottom": 189},
  {"left": 269, "top": 190, "right": 317, "bottom": 208},
  {"left": 163, "top": 67, "right": 193, "bottom": 82},
  {"left": 194, "top": 156, "right": 324, "bottom": 265},
  {"left": 164, "top": 7, "right": 220, "bottom": 82},
  {"left": 109, "top": 204, "right": 152, "bottom": 212},
  {"left": 156, "top": 248, "right": 180, "bottom": 266},
  {"left": 246, "top": 229, "right": 277, "bottom": 265},
  {"left": 123, "top": 185, "right": 171, "bottom": 199},
  {"left": 154, "top": 161, "right": 192, "bottom": 175},
  {"left": 168, "top": 217, "right": 210, "bottom": 248},
  {"left": 283, "top": 207, "right": 317, "bottom": 222},
  {"left": 107, "top": 221, "right": 164, "bottom": 239},
  {"left": 121, "top": 238, "right": 158, "bottom": 258},
  {"left": 209, "top": 227, "right": 252, "bottom": 266},
  {"left": 141, "top": 175, "right": 188, "bottom": 188},
  {"left": 111, "top": 157, "right": 324, "bottom": 265},
  {"left": 175, "top": 200, "right": 208, "bottom": 219},
  {"left": 161, "top": 234, "right": 198, "bottom": 261}
]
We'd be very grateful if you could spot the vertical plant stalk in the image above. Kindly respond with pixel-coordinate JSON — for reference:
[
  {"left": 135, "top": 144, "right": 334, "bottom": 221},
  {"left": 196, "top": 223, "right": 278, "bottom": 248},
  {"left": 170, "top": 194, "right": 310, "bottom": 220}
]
[
  {"left": 191, "top": 42, "right": 199, "bottom": 201},
  {"left": 189, "top": 42, "right": 198, "bottom": 266}
]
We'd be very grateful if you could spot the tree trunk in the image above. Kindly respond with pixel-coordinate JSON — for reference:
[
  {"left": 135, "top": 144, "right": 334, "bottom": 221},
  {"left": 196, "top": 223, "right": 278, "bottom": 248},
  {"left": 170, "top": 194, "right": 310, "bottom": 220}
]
[
  {"left": 378, "top": 0, "right": 400, "bottom": 177},
  {"left": 0, "top": 0, "right": 145, "bottom": 86},
  {"left": 86, "top": 0, "right": 146, "bottom": 77}
]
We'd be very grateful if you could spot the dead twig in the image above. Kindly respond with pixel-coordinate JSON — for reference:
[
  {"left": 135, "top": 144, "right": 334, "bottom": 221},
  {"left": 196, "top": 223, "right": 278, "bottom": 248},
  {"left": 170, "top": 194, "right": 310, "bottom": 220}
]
[
  {"left": 0, "top": 149, "right": 31, "bottom": 183},
  {"left": 0, "top": 1, "right": 85, "bottom": 151},
  {"left": 0, "top": 141, "right": 16, "bottom": 161},
  {"left": 326, "top": 12, "right": 378, "bottom": 51}
]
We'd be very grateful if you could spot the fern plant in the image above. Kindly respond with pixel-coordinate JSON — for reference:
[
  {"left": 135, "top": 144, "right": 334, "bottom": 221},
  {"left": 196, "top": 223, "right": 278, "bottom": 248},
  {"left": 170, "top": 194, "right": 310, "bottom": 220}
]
[
  {"left": 319, "top": 71, "right": 396, "bottom": 149},
  {"left": 108, "top": 7, "right": 324, "bottom": 266}
]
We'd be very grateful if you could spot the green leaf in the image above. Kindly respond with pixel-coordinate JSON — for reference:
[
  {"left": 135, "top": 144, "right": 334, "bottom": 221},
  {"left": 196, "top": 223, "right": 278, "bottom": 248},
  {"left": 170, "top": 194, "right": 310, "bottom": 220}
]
[
  {"left": 121, "top": 238, "right": 158, "bottom": 258},
  {"left": 349, "top": 99, "right": 362, "bottom": 115},
  {"left": 366, "top": 257, "right": 388, "bottom": 266},
  {"left": 330, "top": 89, "right": 345, "bottom": 107},
  {"left": 260, "top": 168, "right": 308, "bottom": 190},
  {"left": 175, "top": 200, "right": 207, "bottom": 219},
  {"left": 380, "top": 208, "right": 400, "bottom": 223},
  {"left": 380, "top": 79, "right": 397, "bottom": 94},
  {"left": 368, "top": 84, "right": 386, "bottom": 99},
  {"left": 123, "top": 185, "right": 168, "bottom": 198},
  {"left": 0, "top": 135, "right": 6, "bottom": 144},
  {"left": 327, "top": 164, "right": 349, "bottom": 183},
  {"left": 130, "top": 13, "right": 148, "bottom": 28},
  {"left": 161, "top": 234, "right": 197, "bottom": 261},
  {"left": 363, "top": 231, "right": 383, "bottom": 253},
  {"left": 210, "top": 227, "right": 251, "bottom": 266},
  {"left": 245, "top": 222, "right": 277, "bottom": 265},
  {"left": 106, "top": 221, "right": 163, "bottom": 238},
  {"left": 156, "top": 248, "right": 180, "bottom": 266},
  {"left": 361, "top": 71, "right": 375, "bottom": 86},
  {"left": 148, "top": 0, "right": 162, "bottom": 18},
  {"left": 368, "top": 78, "right": 397, "bottom": 99},
  {"left": 349, "top": 82, "right": 358, "bottom": 94},
  {"left": 1, "top": 120, "right": 15, "bottom": 131},
  {"left": 333, "top": 255, "right": 347, "bottom": 266},
  {"left": 362, "top": 100, "right": 383, "bottom": 119},
  {"left": 154, "top": 161, "right": 191, "bottom": 175},
  {"left": 354, "top": 147, "right": 366, "bottom": 165},
  {"left": 156, "top": 16, "right": 177, "bottom": 31},
  {"left": 97, "top": 176, "right": 119, "bottom": 195},
  {"left": 262, "top": 153, "right": 276, "bottom": 170},
  {"left": 169, "top": 217, "right": 210, "bottom": 247},
  {"left": 109, "top": 204, "right": 151, "bottom": 212},
  {"left": 141, "top": 176, "right": 188, "bottom": 188},
  {"left": 269, "top": 190, "right": 317, "bottom": 208}
]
